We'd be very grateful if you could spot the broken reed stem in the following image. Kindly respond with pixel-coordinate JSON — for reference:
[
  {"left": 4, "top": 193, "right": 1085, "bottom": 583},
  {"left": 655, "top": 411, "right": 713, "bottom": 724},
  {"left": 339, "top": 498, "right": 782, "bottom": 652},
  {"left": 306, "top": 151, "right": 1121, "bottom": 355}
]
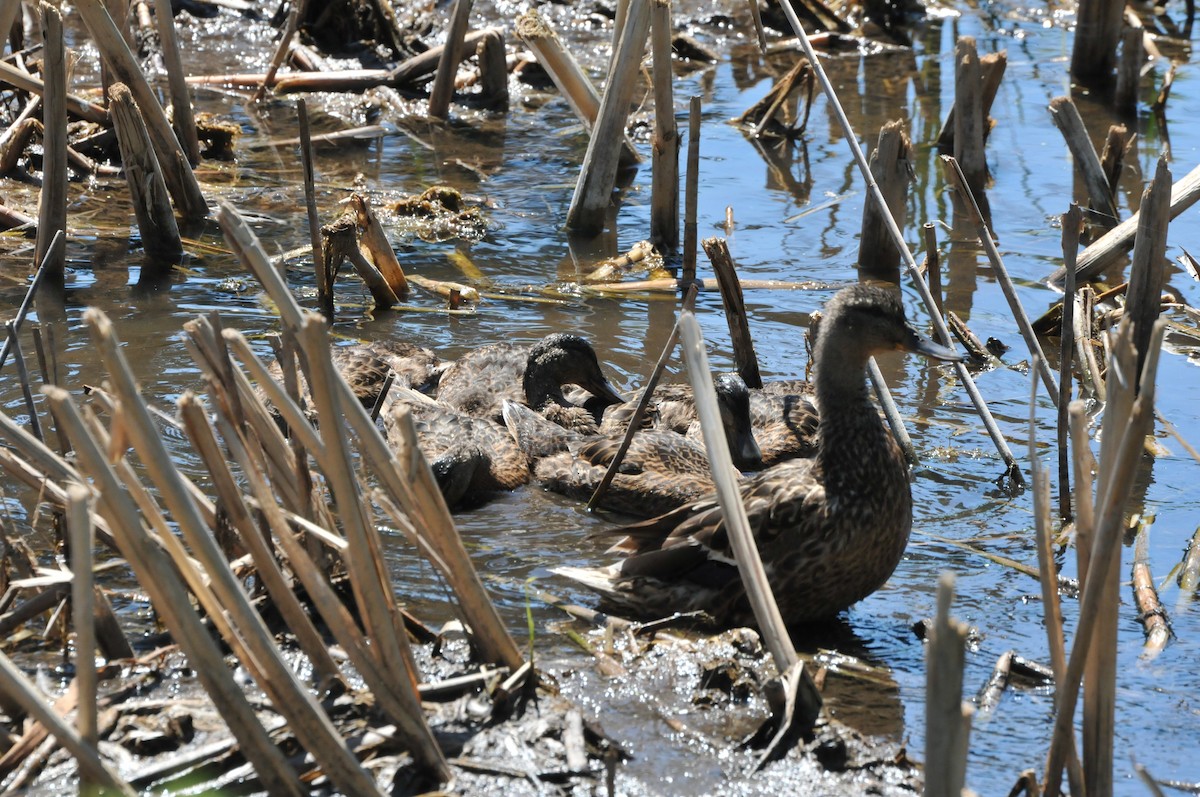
[
  {"left": 1055, "top": 161, "right": 1200, "bottom": 284},
  {"left": 515, "top": 9, "right": 639, "bottom": 167},
  {"left": 858, "top": 120, "right": 912, "bottom": 285},
  {"left": 1058, "top": 205, "right": 1081, "bottom": 520},
  {"left": 1049, "top": 97, "right": 1119, "bottom": 226},
  {"left": 350, "top": 193, "right": 408, "bottom": 296},
  {"left": 152, "top": 0, "right": 200, "bottom": 165},
  {"left": 587, "top": 283, "right": 699, "bottom": 511},
  {"left": 952, "top": 36, "right": 987, "bottom": 199},
  {"left": 1035, "top": 371, "right": 1086, "bottom": 796},
  {"left": 937, "top": 51, "right": 1006, "bottom": 150},
  {"left": 683, "top": 96, "right": 701, "bottom": 283},
  {"left": 43, "top": 387, "right": 307, "bottom": 797},
  {"left": 34, "top": 3, "right": 66, "bottom": 289},
  {"left": 566, "top": 0, "right": 651, "bottom": 235},
  {"left": 775, "top": 4, "right": 1021, "bottom": 483},
  {"left": 0, "top": 60, "right": 109, "bottom": 124},
  {"left": 925, "top": 573, "right": 973, "bottom": 797},
  {"left": 867, "top": 357, "right": 917, "bottom": 465},
  {"left": 678, "top": 312, "right": 799, "bottom": 671},
  {"left": 1131, "top": 517, "right": 1171, "bottom": 659},
  {"left": 81, "top": 310, "right": 388, "bottom": 796},
  {"left": 74, "top": 0, "right": 207, "bottom": 221},
  {"left": 253, "top": 1, "right": 300, "bottom": 104},
  {"left": 297, "top": 100, "right": 332, "bottom": 319},
  {"left": 649, "top": 0, "right": 679, "bottom": 254},
  {"left": 66, "top": 483, "right": 97, "bottom": 757},
  {"left": 704, "top": 237, "right": 762, "bottom": 388},
  {"left": 923, "top": 222, "right": 943, "bottom": 315},
  {"left": 1043, "top": 319, "right": 1165, "bottom": 797},
  {"left": 942, "top": 155, "right": 1059, "bottom": 407},
  {"left": 428, "top": 0, "right": 473, "bottom": 119},
  {"left": 108, "top": 83, "right": 184, "bottom": 263},
  {"left": 6, "top": 322, "right": 43, "bottom": 442},
  {"left": 1071, "top": 0, "right": 1124, "bottom": 83},
  {"left": 217, "top": 195, "right": 520, "bottom": 675},
  {"left": 1125, "top": 154, "right": 1171, "bottom": 380},
  {"left": 1074, "top": 288, "right": 1105, "bottom": 401}
]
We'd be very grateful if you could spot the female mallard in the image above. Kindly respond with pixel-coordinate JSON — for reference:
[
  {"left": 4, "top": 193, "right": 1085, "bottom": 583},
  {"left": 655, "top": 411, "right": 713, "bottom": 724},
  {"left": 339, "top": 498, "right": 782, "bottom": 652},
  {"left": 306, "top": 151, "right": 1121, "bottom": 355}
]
[
  {"left": 554, "top": 284, "right": 961, "bottom": 626},
  {"left": 748, "top": 384, "right": 820, "bottom": 467},
  {"left": 437, "top": 333, "right": 623, "bottom": 431}
]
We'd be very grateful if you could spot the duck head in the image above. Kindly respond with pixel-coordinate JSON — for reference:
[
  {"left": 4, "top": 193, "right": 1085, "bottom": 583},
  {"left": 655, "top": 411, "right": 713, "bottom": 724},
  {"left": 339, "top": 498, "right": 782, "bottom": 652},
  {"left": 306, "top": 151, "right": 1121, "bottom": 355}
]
[
  {"left": 713, "top": 372, "right": 762, "bottom": 469},
  {"left": 523, "top": 333, "right": 624, "bottom": 411}
]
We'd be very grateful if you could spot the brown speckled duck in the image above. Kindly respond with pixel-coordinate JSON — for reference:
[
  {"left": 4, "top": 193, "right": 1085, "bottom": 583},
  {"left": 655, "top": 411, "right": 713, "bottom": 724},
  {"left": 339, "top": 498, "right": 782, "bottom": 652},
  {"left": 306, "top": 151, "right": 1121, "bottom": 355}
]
[
  {"left": 554, "top": 285, "right": 961, "bottom": 626},
  {"left": 437, "top": 333, "right": 623, "bottom": 431}
]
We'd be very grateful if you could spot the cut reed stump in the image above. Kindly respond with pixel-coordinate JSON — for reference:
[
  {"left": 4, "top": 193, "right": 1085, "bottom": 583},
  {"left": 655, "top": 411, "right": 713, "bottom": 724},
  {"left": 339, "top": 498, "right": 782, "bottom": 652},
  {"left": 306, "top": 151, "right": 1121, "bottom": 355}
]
[
  {"left": 321, "top": 210, "right": 398, "bottom": 310},
  {"left": 108, "top": 83, "right": 184, "bottom": 263},
  {"left": 427, "top": 0, "right": 473, "bottom": 118},
  {"left": 649, "top": 0, "right": 679, "bottom": 254},
  {"left": 1055, "top": 160, "right": 1200, "bottom": 284},
  {"left": 516, "top": 10, "right": 637, "bottom": 168},
  {"left": 857, "top": 120, "right": 912, "bottom": 285},
  {"left": 936, "top": 51, "right": 1006, "bottom": 150},
  {"left": 1071, "top": 0, "right": 1125, "bottom": 84},
  {"left": 952, "top": 36, "right": 987, "bottom": 199},
  {"left": 75, "top": 0, "right": 207, "bottom": 221},
  {"left": 566, "top": 0, "right": 651, "bottom": 235},
  {"left": 34, "top": 3, "right": 66, "bottom": 291},
  {"left": 925, "top": 573, "right": 974, "bottom": 797},
  {"left": 152, "top": 0, "right": 200, "bottom": 165},
  {"left": 704, "top": 237, "right": 762, "bottom": 388},
  {"left": 1114, "top": 24, "right": 1144, "bottom": 117},
  {"left": 1049, "top": 96, "right": 1119, "bottom": 227},
  {"left": 1124, "top": 154, "right": 1171, "bottom": 381},
  {"left": 475, "top": 29, "right": 508, "bottom": 110}
]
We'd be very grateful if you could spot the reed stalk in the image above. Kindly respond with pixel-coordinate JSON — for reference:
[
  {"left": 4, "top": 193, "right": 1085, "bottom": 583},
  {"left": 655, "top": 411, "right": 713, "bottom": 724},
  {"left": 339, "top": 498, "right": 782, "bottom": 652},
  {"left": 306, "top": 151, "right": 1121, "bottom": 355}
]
[
  {"left": 1049, "top": 97, "right": 1119, "bottom": 225},
  {"left": 1043, "top": 319, "right": 1165, "bottom": 796},
  {"left": 952, "top": 37, "right": 987, "bottom": 199},
  {"left": 704, "top": 237, "right": 762, "bottom": 388},
  {"left": 476, "top": 29, "right": 508, "bottom": 109},
  {"left": 679, "top": 312, "right": 797, "bottom": 672},
  {"left": 925, "top": 573, "right": 973, "bottom": 797},
  {"left": 1125, "top": 155, "right": 1171, "bottom": 380},
  {"left": 936, "top": 51, "right": 1006, "bottom": 149},
  {"left": 1071, "top": 0, "right": 1124, "bottom": 84},
  {"left": 1058, "top": 205, "right": 1081, "bottom": 520},
  {"left": 774, "top": 2, "right": 1021, "bottom": 484},
  {"left": 1053, "top": 161, "right": 1200, "bottom": 284},
  {"left": 0, "top": 60, "right": 110, "bottom": 124},
  {"left": 152, "top": 0, "right": 200, "bottom": 165},
  {"left": 66, "top": 483, "right": 97, "bottom": 762},
  {"left": 254, "top": 2, "right": 300, "bottom": 103},
  {"left": 649, "top": 0, "right": 679, "bottom": 253},
  {"left": 566, "top": 0, "right": 651, "bottom": 235},
  {"left": 80, "top": 311, "right": 388, "bottom": 796},
  {"left": 857, "top": 120, "right": 911, "bottom": 284},
  {"left": 1131, "top": 518, "right": 1171, "bottom": 658},
  {"left": 942, "top": 155, "right": 1058, "bottom": 407},
  {"left": 34, "top": 3, "right": 66, "bottom": 289},
  {"left": 74, "top": 0, "right": 207, "bottom": 221},
  {"left": 683, "top": 96, "right": 700, "bottom": 282},
  {"left": 350, "top": 193, "right": 408, "bottom": 296},
  {"left": 297, "top": 100, "right": 332, "bottom": 319},
  {"left": 428, "top": 0, "right": 473, "bottom": 118},
  {"left": 108, "top": 83, "right": 184, "bottom": 263},
  {"left": 42, "top": 387, "right": 307, "bottom": 797}
]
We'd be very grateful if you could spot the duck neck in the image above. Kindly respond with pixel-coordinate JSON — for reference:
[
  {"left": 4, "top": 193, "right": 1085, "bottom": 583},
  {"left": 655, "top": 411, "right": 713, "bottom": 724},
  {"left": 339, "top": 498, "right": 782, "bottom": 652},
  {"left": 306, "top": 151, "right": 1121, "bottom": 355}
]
[{"left": 812, "top": 346, "right": 891, "bottom": 496}]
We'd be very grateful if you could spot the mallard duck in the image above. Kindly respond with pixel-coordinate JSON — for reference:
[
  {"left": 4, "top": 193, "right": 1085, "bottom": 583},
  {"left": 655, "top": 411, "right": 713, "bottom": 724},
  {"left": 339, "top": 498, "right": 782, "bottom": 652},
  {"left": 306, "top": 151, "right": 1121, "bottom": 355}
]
[
  {"left": 596, "top": 373, "right": 762, "bottom": 469},
  {"left": 382, "top": 392, "right": 529, "bottom": 510},
  {"left": 748, "top": 385, "right": 819, "bottom": 467},
  {"left": 554, "top": 284, "right": 961, "bottom": 626},
  {"left": 437, "top": 333, "right": 624, "bottom": 431},
  {"left": 503, "top": 400, "right": 722, "bottom": 518},
  {"left": 265, "top": 339, "right": 441, "bottom": 416}
]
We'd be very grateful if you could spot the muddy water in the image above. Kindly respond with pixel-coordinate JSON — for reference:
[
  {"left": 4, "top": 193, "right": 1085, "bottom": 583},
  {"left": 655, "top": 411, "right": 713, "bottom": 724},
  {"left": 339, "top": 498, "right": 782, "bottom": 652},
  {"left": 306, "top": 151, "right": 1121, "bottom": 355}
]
[{"left": 3, "top": 0, "right": 1200, "bottom": 792}]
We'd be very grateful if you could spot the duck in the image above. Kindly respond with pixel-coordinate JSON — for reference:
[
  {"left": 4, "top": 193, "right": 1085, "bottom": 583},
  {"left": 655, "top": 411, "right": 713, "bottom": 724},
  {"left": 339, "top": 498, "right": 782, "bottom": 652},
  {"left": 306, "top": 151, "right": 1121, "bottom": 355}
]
[
  {"left": 748, "top": 384, "right": 820, "bottom": 467},
  {"left": 595, "top": 373, "right": 762, "bottom": 470},
  {"left": 503, "top": 396, "right": 730, "bottom": 519},
  {"left": 264, "top": 339, "right": 441, "bottom": 418},
  {"left": 382, "top": 392, "right": 529, "bottom": 510},
  {"left": 553, "top": 284, "right": 961, "bottom": 626},
  {"left": 436, "top": 333, "right": 624, "bottom": 432}
]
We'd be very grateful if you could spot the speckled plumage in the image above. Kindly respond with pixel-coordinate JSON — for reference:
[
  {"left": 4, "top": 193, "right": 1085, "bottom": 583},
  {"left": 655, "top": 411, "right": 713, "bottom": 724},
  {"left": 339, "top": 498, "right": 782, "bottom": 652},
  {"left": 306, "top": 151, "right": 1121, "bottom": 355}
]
[
  {"left": 503, "top": 400, "right": 721, "bottom": 518},
  {"left": 437, "top": 333, "right": 623, "bottom": 431},
  {"left": 554, "top": 284, "right": 961, "bottom": 626},
  {"left": 748, "top": 387, "right": 820, "bottom": 467}
]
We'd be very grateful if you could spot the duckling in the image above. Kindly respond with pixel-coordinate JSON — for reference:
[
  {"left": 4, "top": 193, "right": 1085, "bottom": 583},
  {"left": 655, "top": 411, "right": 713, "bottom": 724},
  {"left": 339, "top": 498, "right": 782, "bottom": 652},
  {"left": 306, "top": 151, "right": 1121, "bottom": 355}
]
[
  {"left": 596, "top": 373, "right": 762, "bottom": 470},
  {"left": 265, "top": 339, "right": 440, "bottom": 417},
  {"left": 382, "top": 391, "right": 529, "bottom": 510},
  {"left": 437, "top": 333, "right": 624, "bottom": 431},
  {"left": 554, "top": 284, "right": 962, "bottom": 626},
  {"left": 503, "top": 400, "right": 719, "bottom": 518}
]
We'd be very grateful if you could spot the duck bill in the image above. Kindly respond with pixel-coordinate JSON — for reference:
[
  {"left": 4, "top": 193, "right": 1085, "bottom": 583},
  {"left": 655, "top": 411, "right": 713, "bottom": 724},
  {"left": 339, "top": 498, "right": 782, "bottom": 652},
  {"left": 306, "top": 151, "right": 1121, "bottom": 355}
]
[
  {"left": 903, "top": 325, "right": 963, "bottom": 362},
  {"left": 585, "top": 377, "right": 625, "bottom": 408},
  {"left": 732, "top": 427, "right": 762, "bottom": 468}
]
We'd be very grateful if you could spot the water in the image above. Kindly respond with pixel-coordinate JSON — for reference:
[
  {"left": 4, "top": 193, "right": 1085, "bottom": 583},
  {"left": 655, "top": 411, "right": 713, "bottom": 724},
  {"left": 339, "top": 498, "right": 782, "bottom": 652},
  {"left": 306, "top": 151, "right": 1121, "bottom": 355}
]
[{"left": 3, "top": 0, "right": 1200, "bottom": 792}]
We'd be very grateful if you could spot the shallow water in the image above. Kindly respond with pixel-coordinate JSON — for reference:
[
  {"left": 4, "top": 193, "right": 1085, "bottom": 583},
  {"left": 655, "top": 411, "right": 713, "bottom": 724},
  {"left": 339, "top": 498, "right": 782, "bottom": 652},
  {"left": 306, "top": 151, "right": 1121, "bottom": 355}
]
[{"left": 3, "top": 0, "right": 1200, "bottom": 792}]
